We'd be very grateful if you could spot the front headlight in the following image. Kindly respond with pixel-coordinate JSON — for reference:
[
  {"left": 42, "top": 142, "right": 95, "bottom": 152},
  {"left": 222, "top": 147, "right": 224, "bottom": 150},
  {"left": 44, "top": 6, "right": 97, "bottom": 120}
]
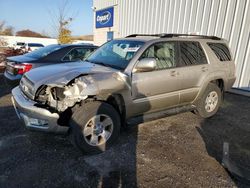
[{"left": 20, "top": 75, "right": 35, "bottom": 99}]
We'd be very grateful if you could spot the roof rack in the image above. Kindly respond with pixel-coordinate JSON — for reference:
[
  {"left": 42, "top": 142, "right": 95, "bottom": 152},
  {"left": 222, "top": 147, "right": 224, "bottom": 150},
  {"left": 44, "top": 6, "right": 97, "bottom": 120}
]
[{"left": 125, "top": 33, "right": 221, "bottom": 40}]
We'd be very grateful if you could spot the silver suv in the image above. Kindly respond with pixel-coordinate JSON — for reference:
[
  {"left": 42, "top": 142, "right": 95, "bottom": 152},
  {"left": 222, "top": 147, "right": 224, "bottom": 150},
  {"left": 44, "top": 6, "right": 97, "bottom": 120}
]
[{"left": 12, "top": 34, "right": 236, "bottom": 153}]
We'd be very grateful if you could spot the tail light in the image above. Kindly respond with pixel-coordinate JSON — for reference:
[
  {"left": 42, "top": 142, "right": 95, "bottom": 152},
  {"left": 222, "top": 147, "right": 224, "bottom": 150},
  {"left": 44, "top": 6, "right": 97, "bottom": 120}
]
[{"left": 13, "top": 63, "right": 33, "bottom": 74}]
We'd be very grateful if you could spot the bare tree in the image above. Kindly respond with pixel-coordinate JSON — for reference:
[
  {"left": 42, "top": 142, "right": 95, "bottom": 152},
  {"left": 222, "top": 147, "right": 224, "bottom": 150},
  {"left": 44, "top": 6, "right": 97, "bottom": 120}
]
[
  {"left": 2, "top": 26, "right": 14, "bottom": 36},
  {"left": 47, "top": 0, "right": 78, "bottom": 43},
  {"left": 0, "top": 37, "right": 8, "bottom": 47},
  {"left": 0, "top": 21, "right": 5, "bottom": 31},
  {"left": 0, "top": 20, "right": 14, "bottom": 36}
]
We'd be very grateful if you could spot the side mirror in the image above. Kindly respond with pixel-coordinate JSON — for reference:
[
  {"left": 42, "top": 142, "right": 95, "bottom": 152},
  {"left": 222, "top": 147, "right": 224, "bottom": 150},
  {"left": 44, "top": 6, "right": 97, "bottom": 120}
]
[{"left": 134, "top": 58, "right": 156, "bottom": 72}]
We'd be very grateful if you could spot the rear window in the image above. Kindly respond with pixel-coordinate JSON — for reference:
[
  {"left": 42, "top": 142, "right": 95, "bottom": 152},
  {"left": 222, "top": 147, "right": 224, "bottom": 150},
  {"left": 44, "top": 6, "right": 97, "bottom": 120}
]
[
  {"left": 25, "top": 44, "right": 63, "bottom": 58},
  {"left": 208, "top": 43, "right": 231, "bottom": 61}
]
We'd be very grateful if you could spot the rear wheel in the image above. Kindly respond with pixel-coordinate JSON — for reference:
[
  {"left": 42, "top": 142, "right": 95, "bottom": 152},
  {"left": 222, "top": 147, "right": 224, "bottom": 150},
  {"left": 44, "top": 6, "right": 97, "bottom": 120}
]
[
  {"left": 69, "top": 101, "right": 121, "bottom": 154},
  {"left": 195, "top": 83, "right": 222, "bottom": 118}
]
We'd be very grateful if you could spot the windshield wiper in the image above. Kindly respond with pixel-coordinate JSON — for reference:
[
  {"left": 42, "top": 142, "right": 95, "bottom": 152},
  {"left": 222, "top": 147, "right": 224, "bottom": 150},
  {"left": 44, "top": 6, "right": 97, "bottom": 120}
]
[{"left": 87, "top": 60, "right": 122, "bottom": 70}]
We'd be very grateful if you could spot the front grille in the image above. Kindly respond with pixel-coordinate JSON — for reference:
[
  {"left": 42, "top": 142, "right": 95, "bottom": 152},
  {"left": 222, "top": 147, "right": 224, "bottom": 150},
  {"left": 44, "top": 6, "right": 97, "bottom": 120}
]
[{"left": 20, "top": 75, "right": 35, "bottom": 99}]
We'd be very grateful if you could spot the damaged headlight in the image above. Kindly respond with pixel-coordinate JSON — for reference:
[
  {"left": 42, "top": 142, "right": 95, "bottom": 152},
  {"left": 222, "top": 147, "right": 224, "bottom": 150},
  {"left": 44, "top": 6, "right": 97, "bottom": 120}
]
[{"left": 35, "top": 85, "right": 48, "bottom": 104}]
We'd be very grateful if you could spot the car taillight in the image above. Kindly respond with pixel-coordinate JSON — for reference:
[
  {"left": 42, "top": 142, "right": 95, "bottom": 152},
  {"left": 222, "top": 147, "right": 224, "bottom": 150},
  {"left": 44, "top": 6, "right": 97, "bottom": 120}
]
[{"left": 14, "top": 63, "right": 33, "bottom": 74}]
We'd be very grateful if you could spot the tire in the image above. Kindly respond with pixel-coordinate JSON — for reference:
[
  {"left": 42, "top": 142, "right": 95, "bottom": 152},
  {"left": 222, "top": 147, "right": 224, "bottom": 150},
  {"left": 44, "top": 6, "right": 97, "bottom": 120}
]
[
  {"left": 195, "top": 83, "right": 222, "bottom": 118},
  {"left": 69, "top": 101, "right": 121, "bottom": 154}
]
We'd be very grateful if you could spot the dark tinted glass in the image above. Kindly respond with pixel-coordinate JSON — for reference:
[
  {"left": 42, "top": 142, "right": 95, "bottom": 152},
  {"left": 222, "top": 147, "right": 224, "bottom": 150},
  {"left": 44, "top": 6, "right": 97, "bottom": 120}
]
[
  {"left": 179, "top": 41, "right": 207, "bottom": 66},
  {"left": 208, "top": 43, "right": 231, "bottom": 61},
  {"left": 17, "top": 42, "right": 25, "bottom": 46},
  {"left": 28, "top": 43, "right": 44, "bottom": 47}
]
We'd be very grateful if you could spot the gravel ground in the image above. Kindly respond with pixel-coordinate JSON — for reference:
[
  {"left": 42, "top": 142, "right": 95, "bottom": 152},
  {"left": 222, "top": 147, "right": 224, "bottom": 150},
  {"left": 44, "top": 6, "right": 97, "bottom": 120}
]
[{"left": 0, "top": 75, "right": 250, "bottom": 188}]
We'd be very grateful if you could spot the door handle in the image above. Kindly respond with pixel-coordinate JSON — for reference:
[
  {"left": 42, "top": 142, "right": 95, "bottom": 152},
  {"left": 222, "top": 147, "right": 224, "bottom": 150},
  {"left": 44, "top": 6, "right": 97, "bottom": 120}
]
[
  {"left": 201, "top": 67, "right": 208, "bottom": 72},
  {"left": 170, "top": 70, "right": 177, "bottom": 76}
]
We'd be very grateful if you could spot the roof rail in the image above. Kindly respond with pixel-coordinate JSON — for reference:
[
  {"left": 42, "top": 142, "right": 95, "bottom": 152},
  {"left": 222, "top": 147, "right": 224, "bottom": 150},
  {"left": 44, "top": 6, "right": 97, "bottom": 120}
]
[
  {"left": 126, "top": 34, "right": 161, "bottom": 38},
  {"left": 125, "top": 33, "right": 221, "bottom": 40}
]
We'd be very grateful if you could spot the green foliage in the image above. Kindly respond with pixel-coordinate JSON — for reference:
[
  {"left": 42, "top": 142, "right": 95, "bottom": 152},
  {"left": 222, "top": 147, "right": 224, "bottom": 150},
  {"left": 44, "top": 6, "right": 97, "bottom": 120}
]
[
  {"left": 57, "top": 18, "right": 73, "bottom": 44},
  {"left": 58, "top": 27, "right": 72, "bottom": 44}
]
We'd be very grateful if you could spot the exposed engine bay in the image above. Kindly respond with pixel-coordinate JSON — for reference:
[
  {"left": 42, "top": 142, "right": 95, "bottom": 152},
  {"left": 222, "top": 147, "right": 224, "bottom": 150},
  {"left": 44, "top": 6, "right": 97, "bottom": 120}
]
[
  {"left": 34, "top": 73, "right": 129, "bottom": 112},
  {"left": 35, "top": 76, "right": 96, "bottom": 112}
]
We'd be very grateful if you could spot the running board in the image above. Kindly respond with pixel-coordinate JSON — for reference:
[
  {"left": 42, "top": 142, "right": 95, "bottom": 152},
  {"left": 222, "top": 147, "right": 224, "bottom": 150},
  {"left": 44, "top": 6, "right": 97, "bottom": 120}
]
[{"left": 127, "top": 105, "right": 196, "bottom": 125}]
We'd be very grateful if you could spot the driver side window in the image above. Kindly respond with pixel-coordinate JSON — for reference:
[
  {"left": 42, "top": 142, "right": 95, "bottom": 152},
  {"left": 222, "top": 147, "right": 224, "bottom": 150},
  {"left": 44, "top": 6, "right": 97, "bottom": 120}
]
[{"left": 140, "top": 42, "right": 176, "bottom": 70}]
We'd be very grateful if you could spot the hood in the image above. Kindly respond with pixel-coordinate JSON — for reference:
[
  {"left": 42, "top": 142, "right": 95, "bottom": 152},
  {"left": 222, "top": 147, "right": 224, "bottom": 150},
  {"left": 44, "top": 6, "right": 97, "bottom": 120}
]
[
  {"left": 7, "top": 54, "right": 36, "bottom": 63},
  {"left": 24, "top": 61, "right": 118, "bottom": 87}
]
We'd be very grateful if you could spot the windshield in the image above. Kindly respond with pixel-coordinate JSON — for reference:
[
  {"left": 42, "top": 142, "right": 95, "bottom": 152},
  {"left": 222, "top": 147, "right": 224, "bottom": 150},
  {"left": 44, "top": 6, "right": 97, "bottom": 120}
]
[
  {"left": 86, "top": 40, "right": 144, "bottom": 70},
  {"left": 16, "top": 42, "right": 25, "bottom": 46},
  {"left": 28, "top": 43, "right": 44, "bottom": 47},
  {"left": 25, "top": 44, "right": 63, "bottom": 58}
]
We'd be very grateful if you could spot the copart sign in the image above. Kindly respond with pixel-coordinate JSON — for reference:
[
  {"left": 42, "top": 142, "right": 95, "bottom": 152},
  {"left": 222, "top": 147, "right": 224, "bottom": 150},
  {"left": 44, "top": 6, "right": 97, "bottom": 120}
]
[{"left": 96, "top": 7, "right": 114, "bottom": 28}]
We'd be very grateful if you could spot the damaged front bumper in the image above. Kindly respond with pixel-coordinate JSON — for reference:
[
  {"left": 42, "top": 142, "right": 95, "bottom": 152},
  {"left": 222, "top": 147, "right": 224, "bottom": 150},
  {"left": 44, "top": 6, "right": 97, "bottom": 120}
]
[{"left": 11, "top": 86, "right": 69, "bottom": 133}]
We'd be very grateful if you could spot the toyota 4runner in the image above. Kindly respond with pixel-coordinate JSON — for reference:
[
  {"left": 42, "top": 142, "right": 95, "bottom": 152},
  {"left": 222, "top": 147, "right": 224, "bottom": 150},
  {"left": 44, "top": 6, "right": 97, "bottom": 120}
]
[{"left": 12, "top": 34, "right": 236, "bottom": 153}]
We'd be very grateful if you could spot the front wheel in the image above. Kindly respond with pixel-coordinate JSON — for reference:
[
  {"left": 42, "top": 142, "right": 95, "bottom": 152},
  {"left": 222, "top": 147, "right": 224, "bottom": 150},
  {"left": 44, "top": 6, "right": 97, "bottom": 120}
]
[
  {"left": 195, "top": 83, "right": 222, "bottom": 118},
  {"left": 69, "top": 101, "right": 121, "bottom": 154}
]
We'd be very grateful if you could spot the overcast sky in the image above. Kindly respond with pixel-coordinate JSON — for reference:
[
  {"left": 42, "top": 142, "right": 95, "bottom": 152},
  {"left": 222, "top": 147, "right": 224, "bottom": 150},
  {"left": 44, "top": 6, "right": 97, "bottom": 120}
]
[{"left": 0, "top": 0, "right": 93, "bottom": 37}]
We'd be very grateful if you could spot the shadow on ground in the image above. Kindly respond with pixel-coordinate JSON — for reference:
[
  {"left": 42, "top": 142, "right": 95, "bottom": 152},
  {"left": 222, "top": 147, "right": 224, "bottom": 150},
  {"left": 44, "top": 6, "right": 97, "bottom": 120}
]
[
  {"left": 0, "top": 103, "right": 139, "bottom": 187},
  {"left": 0, "top": 75, "right": 141, "bottom": 187},
  {"left": 197, "top": 93, "right": 250, "bottom": 186}
]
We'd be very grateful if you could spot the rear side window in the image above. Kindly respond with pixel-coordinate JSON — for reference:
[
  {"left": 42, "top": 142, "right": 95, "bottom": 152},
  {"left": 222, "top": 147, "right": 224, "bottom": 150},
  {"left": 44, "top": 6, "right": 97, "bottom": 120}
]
[
  {"left": 208, "top": 43, "right": 231, "bottom": 61},
  {"left": 179, "top": 41, "right": 207, "bottom": 66}
]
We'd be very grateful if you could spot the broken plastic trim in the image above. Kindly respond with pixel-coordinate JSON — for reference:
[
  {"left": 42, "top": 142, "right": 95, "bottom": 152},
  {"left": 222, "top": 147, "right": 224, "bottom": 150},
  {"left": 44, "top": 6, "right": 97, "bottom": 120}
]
[
  {"left": 35, "top": 76, "right": 95, "bottom": 112},
  {"left": 34, "top": 72, "right": 129, "bottom": 113}
]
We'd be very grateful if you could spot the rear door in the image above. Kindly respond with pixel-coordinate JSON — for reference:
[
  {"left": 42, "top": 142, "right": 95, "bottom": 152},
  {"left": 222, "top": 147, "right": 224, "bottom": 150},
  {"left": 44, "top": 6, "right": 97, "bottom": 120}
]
[
  {"left": 131, "top": 41, "right": 181, "bottom": 115},
  {"left": 177, "top": 41, "right": 209, "bottom": 104}
]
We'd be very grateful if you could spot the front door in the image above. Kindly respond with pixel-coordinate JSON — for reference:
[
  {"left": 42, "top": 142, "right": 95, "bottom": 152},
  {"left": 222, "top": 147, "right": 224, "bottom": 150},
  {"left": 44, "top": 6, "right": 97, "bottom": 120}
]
[{"left": 131, "top": 41, "right": 181, "bottom": 115}]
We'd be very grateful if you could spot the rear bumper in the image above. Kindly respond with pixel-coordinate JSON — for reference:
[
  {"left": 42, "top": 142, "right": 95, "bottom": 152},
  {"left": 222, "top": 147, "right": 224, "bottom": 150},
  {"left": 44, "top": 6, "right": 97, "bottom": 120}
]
[
  {"left": 11, "top": 86, "right": 68, "bottom": 133},
  {"left": 4, "top": 71, "right": 21, "bottom": 86}
]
